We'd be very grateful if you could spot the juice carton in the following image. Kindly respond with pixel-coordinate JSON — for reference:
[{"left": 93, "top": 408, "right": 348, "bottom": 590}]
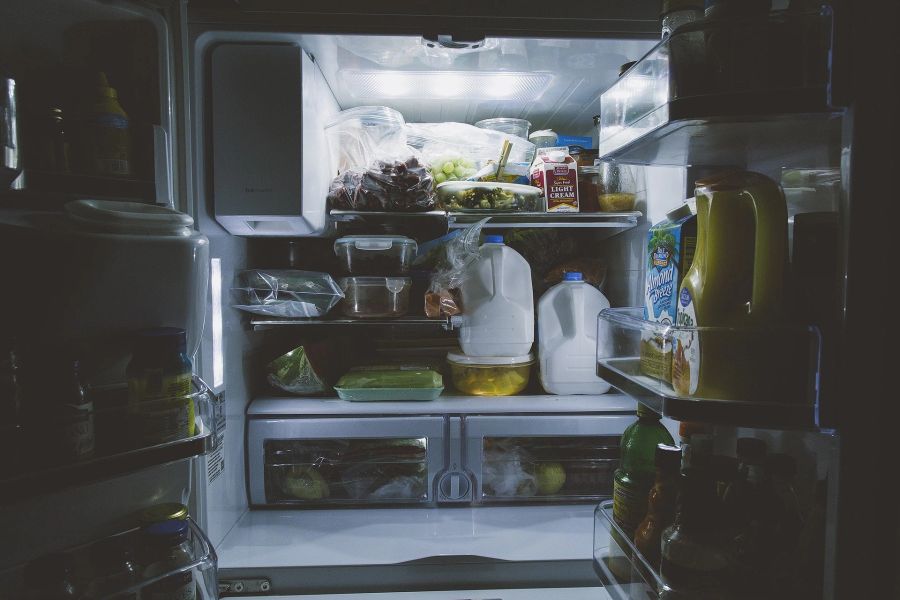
[
  {"left": 640, "top": 203, "right": 697, "bottom": 383},
  {"left": 530, "top": 146, "right": 579, "bottom": 212}
]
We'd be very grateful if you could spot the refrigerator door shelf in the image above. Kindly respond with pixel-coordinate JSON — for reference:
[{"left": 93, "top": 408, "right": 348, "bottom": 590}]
[{"left": 235, "top": 588, "right": 610, "bottom": 600}]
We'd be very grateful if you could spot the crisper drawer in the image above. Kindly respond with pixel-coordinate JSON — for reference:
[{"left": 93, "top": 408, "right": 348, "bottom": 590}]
[
  {"left": 248, "top": 417, "right": 445, "bottom": 507},
  {"left": 464, "top": 416, "right": 631, "bottom": 504}
]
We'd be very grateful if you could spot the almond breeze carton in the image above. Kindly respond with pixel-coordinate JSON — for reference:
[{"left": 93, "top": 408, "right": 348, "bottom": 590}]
[
  {"left": 640, "top": 203, "right": 697, "bottom": 383},
  {"left": 530, "top": 146, "right": 579, "bottom": 212}
]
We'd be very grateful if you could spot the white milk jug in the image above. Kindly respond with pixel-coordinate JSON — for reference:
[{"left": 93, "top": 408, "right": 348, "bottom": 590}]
[
  {"left": 456, "top": 235, "right": 534, "bottom": 357},
  {"left": 538, "top": 272, "right": 612, "bottom": 395}
]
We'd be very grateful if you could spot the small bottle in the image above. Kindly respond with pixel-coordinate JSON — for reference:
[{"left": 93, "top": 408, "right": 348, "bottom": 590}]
[
  {"left": 660, "top": 468, "right": 734, "bottom": 598},
  {"left": 38, "top": 107, "right": 69, "bottom": 173},
  {"left": 661, "top": 0, "right": 704, "bottom": 38},
  {"left": 24, "top": 552, "right": 80, "bottom": 599},
  {"left": 140, "top": 519, "right": 197, "bottom": 600},
  {"left": 89, "top": 538, "right": 138, "bottom": 599},
  {"left": 85, "top": 72, "right": 131, "bottom": 177},
  {"left": 634, "top": 443, "right": 682, "bottom": 567},
  {"left": 678, "top": 421, "right": 714, "bottom": 470},
  {"left": 613, "top": 404, "right": 675, "bottom": 537},
  {"left": 127, "top": 328, "right": 194, "bottom": 447}
]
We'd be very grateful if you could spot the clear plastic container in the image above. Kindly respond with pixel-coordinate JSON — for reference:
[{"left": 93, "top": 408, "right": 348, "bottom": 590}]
[
  {"left": 334, "top": 366, "right": 444, "bottom": 401},
  {"left": 334, "top": 235, "right": 417, "bottom": 275},
  {"left": 474, "top": 118, "right": 531, "bottom": 139},
  {"left": 324, "top": 106, "right": 406, "bottom": 175},
  {"left": 447, "top": 352, "right": 534, "bottom": 396},
  {"left": 596, "top": 161, "right": 640, "bottom": 212},
  {"left": 233, "top": 270, "right": 344, "bottom": 318},
  {"left": 436, "top": 181, "right": 544, "bottom": 212},
  {"left": 338, "top": 276, "right": 411, "bottom": 318}
]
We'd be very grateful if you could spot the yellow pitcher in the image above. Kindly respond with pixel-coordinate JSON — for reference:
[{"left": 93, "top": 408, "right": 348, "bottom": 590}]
[{"left": 671, "top": 171, "right": 803, "bottom": 402}]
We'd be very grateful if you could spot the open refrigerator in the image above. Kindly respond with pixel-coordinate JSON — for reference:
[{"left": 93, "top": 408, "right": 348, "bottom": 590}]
[{"left": 0, "top": 0, "right": 893, "bottom": 599}]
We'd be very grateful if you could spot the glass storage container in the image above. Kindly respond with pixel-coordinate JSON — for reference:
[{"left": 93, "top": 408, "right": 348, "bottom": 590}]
[
  {"left": 446, "top": 352, "right": 533, "bottom": 396},
  {"left": 334, "top": 235, "right": 417, "bottom": 275},
  {"left": 474, "top": 117, "right": 531, "bottom": 139},
  {"left": 436, "top": 181, "right": 544, "bottom": 212},
  {"left": 596, "top": 161, "right": 640, "bottom": 212},
  {"left": 338, "top": 276, "right": 411, "bottom": 318}
]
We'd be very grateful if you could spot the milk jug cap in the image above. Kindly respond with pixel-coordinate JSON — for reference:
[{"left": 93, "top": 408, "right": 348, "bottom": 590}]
[
  {"left": 484, "top": 235, "right": 504, "bottom": 244},
  {"left": 563, "top": 272, "right": 583, "bottom": 281}
]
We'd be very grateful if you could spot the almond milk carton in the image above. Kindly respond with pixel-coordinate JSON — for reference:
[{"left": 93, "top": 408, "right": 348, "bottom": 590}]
[{"left": 530, "top": 146, "right": 579, "bottom": 212}]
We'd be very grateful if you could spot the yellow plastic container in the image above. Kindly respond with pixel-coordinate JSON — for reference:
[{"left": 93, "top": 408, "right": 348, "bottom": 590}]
[{"left": 447, "top": 352, "right": 533, "bottom": 396}]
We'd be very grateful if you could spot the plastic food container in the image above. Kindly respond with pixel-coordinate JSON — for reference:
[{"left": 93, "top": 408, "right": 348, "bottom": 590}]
[
  {"left": 334, "top": 235, "right": 417, "bottom": 275},
  {"left": 474, "top": 118, "right": 531, "bottom": 139},
  {"left": 324, "top": 106, "right": 406, "bottom": 175},
  {"left": 338, "top": 276, "right": 411, "bottom": 318},
  {"left": 447, "top": 352, "right": 534, "bottom": 396},
  {"left": 436, "top": 181, "right": 544, "bottom": 212},
  {"left": 334, "top": 366, "right": 444, "bottom": 401}
]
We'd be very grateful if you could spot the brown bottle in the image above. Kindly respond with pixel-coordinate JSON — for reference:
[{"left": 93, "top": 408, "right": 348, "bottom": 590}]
[{"left": 634, "top": 443, "right": 682, "bottom": 567}]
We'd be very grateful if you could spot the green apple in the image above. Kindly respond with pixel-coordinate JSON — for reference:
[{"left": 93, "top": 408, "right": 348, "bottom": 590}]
[{"left": 535, "top": 462, "right": 566, "bottom": 495}]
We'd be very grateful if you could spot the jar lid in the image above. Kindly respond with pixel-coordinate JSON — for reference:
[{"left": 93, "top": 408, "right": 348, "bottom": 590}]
[
  {"left": 139, "top": 502, "right": 189, "bottom": 524},
  {"left": 143, "top": 519, "right": 190, "bottom": 545},
  {"left": 338, "top": 276, "right": 411, "bottom": 292},
  {"left": 580, "top": 166, "right": 600, "bottom": 175},
  {"left": 446, "top": 352, "right": 534, "bottom": 366},
  {"left": 334, "top": 235, "right": 417, "bottom": 252}
]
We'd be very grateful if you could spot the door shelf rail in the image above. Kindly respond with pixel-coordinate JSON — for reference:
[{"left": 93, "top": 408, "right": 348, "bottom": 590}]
[
  {"left": 0, "top": 376, "right": 217, "bottom": 505},
  {"left": 251, "top": 315, "right": 452, "bottom": 330},
  {"left": 596, "top": 308, "right": 821, "bottom": 429}
]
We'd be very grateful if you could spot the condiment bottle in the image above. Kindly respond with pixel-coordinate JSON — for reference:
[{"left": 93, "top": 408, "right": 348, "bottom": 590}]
[
  {"left": 634, "top": 443, "right": 682, "bottom": 567},
  {"left": 85, "top": 71, "right": 131, "bottom": 177},
  {"left": 127, "top": 328, "right": 194, "bottom": 447},
  {"left": 140, "top": 519, "right": 197, "bottom": 600},
  {"left": 613, "top": 404, "right": 675, "bottom": 536},
  {"left": 678, "top": 421, "right": 714, "bottom": 470}
]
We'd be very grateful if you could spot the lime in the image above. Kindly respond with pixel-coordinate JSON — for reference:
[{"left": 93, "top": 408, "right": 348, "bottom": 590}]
[{"left": 535, "top": 462, "right": 566, "bottom": 495}]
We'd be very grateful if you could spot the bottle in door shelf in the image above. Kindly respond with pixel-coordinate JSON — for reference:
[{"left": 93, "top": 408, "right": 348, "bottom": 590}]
[
  {"left": 613, "top": 404, "right": 675, "bottom": 537},
  {"left": 140, "top": 519, "right": 197, "bottom": 600},
  {"left": 640, "top": 203, "right": 696, "bottom": 383},
  {"left": 83, "top": 72, "right": 132, "bottom": 177},
  {"left": 634, "top": 443, "right": 682, "bottom": 568},
  {"left": 127, "top": 328, "right": 195, "bottom": 447}
]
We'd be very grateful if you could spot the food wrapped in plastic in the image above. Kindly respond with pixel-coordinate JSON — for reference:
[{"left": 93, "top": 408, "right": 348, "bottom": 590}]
[
  {"left": 327, "top": 157, "right": 436, "bottom": 212},
  {"left": 481, "top": 443, "right": 537, "bottom": 498},
  {"left": 340, "top": 439, "right": 428, "bottom": 500},
  {"left": 233, "top": 270, "right": 343, "bottom": 318}
]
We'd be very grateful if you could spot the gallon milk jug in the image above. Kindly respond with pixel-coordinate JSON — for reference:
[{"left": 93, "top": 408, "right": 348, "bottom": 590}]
[
  {"left": 538, "top": 272, "right": 612, "bottom": 395},
  {"left": 456, "top": 235, "right": 534, "bottom": 357}
]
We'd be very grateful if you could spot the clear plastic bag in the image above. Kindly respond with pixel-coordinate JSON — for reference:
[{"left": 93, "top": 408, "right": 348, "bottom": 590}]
[
  {"left": 327, "top": 156, "right": 436, "bottom": 212},
  {"left": 267, "top": 346, "right": 331, "bottom": 395},
  {"left": 482, "top": 443, "right": 537, "bottom": 498},
  {"left": 324, "top": 106, "right": 408, "bottom": 175},
  {"left": 415, "top": 218, "right": 489, "bottom": 318},
  {"left": 232, "top": 270, "right": 343, "bottom": 318}
]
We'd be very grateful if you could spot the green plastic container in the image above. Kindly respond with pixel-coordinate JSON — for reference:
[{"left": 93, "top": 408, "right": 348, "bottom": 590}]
[{"left": 334, "top": 367, "right": 443, "bottom": 402}]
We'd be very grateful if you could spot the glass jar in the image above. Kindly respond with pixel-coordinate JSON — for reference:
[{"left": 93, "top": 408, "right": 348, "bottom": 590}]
[
  {"left": 597, "top": 161, "right": 641, "bottom": 212},
  {"left": 577, "top": 166, "right": 601, "bottom": 213},
  {"left": 140, "top": 519, "right": 196, "bottom": 600},
  {"left": 127, "top": 328, "right": 194, "bottom": 447}
]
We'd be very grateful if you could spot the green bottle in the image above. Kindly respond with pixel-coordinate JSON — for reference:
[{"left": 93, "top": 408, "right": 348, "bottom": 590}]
[{"left": 613, "top": 404, "right": 675, "bottom": 536}]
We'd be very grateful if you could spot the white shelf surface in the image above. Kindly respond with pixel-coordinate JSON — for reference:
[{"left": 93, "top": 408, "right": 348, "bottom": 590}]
[
  {"left": 217, "top": 505, "right": 597, "bottom": 569},
  {"left": 249, "top": 393, "right": 637, "bottom": 416},
  {"left": 240, "top": 588, "right": 609, "bottom": 600}
]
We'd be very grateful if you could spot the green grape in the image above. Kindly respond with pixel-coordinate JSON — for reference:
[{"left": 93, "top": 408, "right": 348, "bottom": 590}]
[
  {"left": 446, "top": 175, "right": 459, "bottom": 181},
  {"left": 434, "top": 172, "right": 447, "bottom": 184},
  {"left": 460, "top": 158, "right": 475, "bottom": 169},
  {"left": 441, "top": 162, "right": 455, "bottom": 175},
  {"left": 454, "top": 165, "right": 467, "bottom": 178}
]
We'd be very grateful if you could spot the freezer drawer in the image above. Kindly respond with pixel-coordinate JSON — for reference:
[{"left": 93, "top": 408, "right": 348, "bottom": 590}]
[
  {"left": 248, "top": 417, "right": 445, "bottom": 507},
  {"left": 464, "top": 416, "right": 631, "bottom": 504}
]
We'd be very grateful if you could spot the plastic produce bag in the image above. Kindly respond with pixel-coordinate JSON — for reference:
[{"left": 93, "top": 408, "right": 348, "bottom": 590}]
[
  {"left": 266, "top": 339, "right": 351, "bottom": 395},
  {"left": 324, "top": 106, "right": 408, "bottom": 175},
  {"left": 327, "top": 156, "right": 436, "bottom": 212},
  {"left": 414, "top": 218, "right": 490, "bottom": 318},
  {"left": 482, "top": 443, "right": 537, "bottom": 498},
  {"left": 233, "top": 270, "right": 343, "bottom": 318}
]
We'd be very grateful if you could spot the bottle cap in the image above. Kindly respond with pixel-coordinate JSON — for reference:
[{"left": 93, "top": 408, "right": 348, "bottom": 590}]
[
  {"left": 655, "top": 443, "right": 682, "bottom": 470},
  {"left": 563, "top": 272, "right": 583, "bottom": 281},
  {"left": 484, "top": 235, "right": 504, "bottom": 244},
  {"left": 636, "top": 403, "right": 661, "bottom": 418},
  {"left": 735, "top": 437, "right": 767, "bottom": 464},
  {"left": 139, "top": 502, "right": 189, "bottom": 525}
]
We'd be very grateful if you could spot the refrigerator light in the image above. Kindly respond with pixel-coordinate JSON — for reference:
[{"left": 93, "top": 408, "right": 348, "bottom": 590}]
[
  {"left": 211, "top": 257, "right": 224, "bottom": 388},
  {"left": 338, "top": 70, "right": 553, "bottom": 101}
]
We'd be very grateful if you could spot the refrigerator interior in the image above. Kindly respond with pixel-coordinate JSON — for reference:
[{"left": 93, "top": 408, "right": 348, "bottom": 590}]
[{"left": 0, "top": 0, "right": 850, "bottom": 597}]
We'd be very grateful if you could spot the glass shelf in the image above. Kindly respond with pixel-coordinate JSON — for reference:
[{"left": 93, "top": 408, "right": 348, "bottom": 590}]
[
  {"left": 596, "top": 7, "right": 838, "bottom": 166},
  {"left": 0, "top": 377, "right": 217, "bottom": 505},
  {"left": 251, "top": 315, "right": 452, "bottom": 330},
  {"left": 1, "top": 517, "right": 217, "bottom": 599},
  {"left": 329, "top": 209, "right": 641, "bottom": 231},
  {"left": 596, "top": 308, "right": 820, "bottom": 429}
]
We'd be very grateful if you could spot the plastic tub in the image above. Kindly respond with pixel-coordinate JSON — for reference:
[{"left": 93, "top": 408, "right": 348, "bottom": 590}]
[
  {"left": 324, "top": 106, "right": 406, "bottom": 175},
  {"left": 447, "top": 352, "right": 534, "bottom": 396},
  {"left": 334, "top": 367, "right": 444, "bottom": 401},
  {"left": 338, "top": 276, "right": 411, "bottom": 318},
  {"left": 437, "top": 181, "right": 544, "bottom": 212},
  {"left": 334, "top": 235, "right": 417, "bottom": 275},
  {"left": 474, "top": 118, "right": 531, "bottom": 139}
]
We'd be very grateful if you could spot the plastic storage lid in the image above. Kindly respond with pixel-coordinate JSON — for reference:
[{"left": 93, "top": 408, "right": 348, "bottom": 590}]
[
  {"left": 529, "top": 129, "right": 558, "bottom": 140},
  {"left": 324, "top": 105, "right": 405, "bottom": 129},
  {"left": 446, "top": 351, "right": 534, "bottom": 366},
  {"left": 474, "top": 117, "right": 532, "bottom": 131},
  {"left": 563, "top": 272, "right": 583, "bottom": 281},
  {"left": 334, "top": 235, "right": 417, "bottom": 252},
  {"left": 65, "top": 199, "right": 194, "bottom": 235},
  {"left": 436, "top": 180, "right": 542, "bottom": 198},
  {"left": 339, "top": 276, "right": 411, "bottom": 290}
]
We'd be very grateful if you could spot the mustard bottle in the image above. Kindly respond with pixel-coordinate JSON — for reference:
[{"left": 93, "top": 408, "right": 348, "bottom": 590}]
[{"left": 86, "top": 72, "right": 131, "bottom": 177}]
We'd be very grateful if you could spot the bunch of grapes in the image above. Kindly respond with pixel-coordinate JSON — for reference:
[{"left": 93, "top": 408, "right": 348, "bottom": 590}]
[{"left": 431, "top": 156, "right": 479, "bottom": 185}]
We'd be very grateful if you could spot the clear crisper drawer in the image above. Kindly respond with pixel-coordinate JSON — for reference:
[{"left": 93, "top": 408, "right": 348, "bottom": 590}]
[
  {"left": 1, "top": 517, "right": 216, "bottom": 600},
  {"left": 596, "top": 7, "right": 832, "bottom": 157},
  {"left": 248, "top": 416, "right": 445, "bottom": 507},
  {"left": 465, "top": 416, "right": 630, "bottom": 505},
  {"left": 596, "top": 308, "right": 821, "bottom": 428}
]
